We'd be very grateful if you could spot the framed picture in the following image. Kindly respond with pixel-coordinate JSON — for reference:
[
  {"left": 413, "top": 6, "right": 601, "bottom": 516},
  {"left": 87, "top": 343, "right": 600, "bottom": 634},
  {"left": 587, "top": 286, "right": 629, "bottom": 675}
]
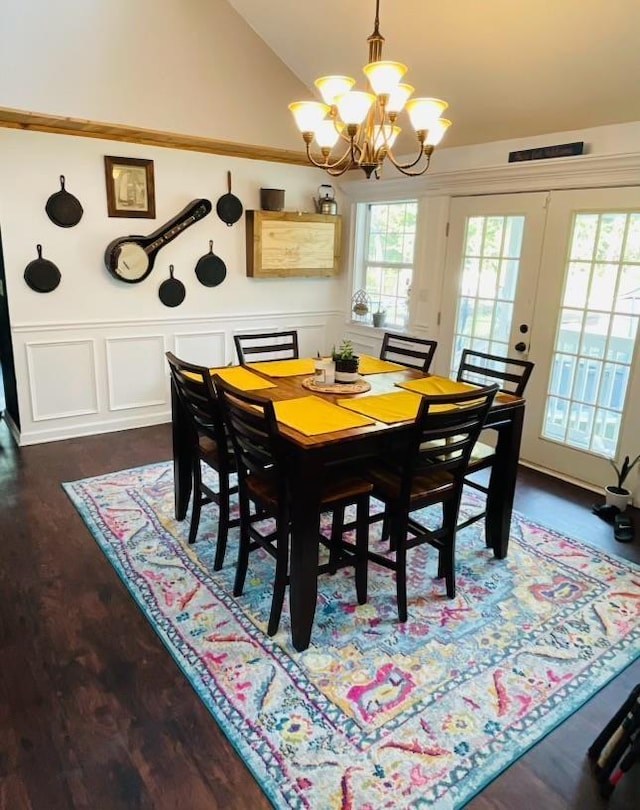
[{"left": 104, "top": 156, "right": 156, "bottom": 218}]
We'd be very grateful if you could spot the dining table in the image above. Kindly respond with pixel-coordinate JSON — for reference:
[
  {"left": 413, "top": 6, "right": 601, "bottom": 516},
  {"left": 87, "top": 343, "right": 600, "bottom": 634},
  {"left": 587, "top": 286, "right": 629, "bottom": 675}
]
[{"left": 171, "top": 356, "right": 526, "bottom": 652}]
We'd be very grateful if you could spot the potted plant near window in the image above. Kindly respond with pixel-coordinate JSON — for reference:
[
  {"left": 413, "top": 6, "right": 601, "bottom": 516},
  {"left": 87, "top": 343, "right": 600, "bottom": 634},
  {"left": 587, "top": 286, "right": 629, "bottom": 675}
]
[
  {"left": 605, "top": 452, "right": 640, "bottom": 511},
  {"left": 372, "top": 306, "right": 386, "bottom": 328},
  {"left": 332, "top": 339, "right": 360, "bottom": 383}
]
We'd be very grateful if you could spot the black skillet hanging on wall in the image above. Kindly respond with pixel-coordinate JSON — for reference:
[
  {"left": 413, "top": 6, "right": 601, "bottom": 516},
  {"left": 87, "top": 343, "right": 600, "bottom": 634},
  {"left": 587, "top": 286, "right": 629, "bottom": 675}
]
[
  {"left": 24, "top": 244, "right": 62, "bottom": 293},
  {"left": 45, "top": 175, "right": 84, "bottom": 228},
  {"left": 216, "top": 171, "right": 243, "bottom": 226},
  {"left": 158, "top": 264, "right": 186, "bottom": 307},
  {"left": 195, "top": 240, "right": 227, "bottom": 287}
]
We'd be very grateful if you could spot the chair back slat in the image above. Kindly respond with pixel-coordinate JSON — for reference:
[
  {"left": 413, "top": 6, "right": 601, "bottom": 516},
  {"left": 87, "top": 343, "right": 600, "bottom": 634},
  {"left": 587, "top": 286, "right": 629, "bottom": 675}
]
[
  {"left": 234, "top": 330, "right": 299, "bottom": 365},
  {"left": 380, "top": 332, "right": 437, "bottom": 372},
  {"left": 214, "top": 376, "right": 287, "bottom": 496},
  {"left": 166, "top": 352, "right": 226, "bottom": 446},
  {"left": 400, "top": 385, "right": 499, "bottom": 499},
  {"left": 457, "top": 349, "right": 533, "bottom": 396}
]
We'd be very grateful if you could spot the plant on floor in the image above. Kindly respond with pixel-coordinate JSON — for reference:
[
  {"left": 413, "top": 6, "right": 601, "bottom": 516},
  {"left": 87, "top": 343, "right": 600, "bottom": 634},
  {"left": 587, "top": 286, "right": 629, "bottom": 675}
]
[{"left": 609, "top": 453, "right": 640, "bottom": 494}]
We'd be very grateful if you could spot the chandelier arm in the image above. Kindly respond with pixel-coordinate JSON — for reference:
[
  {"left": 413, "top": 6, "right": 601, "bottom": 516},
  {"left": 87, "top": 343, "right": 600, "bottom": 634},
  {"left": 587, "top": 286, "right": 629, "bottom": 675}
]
[
  {"left": 385, "top": 146, "right": 429, "bottom": 172},
  {"left": 305, "top": 141, "right": 359, "bottom": 174},
  {"left": 385, "top": 151, "right": 433, "bottom": 177},
  {"left": 290, "top": 0, "right": 449, "bottom": 178}
]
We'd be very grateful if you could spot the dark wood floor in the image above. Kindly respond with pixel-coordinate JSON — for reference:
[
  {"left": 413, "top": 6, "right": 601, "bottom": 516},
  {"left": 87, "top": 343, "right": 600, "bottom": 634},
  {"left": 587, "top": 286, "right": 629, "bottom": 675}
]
[{"left": 0, "top": 419, "right": 639, "bottom": 810}]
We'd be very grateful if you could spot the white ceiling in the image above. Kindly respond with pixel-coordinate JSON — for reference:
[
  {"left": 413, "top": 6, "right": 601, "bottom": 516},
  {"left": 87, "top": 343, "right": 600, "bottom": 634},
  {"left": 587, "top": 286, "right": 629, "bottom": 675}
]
[{"left": 228, "top": 0, "right": 640, "bottom": 152}]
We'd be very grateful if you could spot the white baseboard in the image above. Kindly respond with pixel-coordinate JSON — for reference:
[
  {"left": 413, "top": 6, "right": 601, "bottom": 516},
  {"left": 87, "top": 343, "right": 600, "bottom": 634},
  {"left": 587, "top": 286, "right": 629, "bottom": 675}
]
[{"left": 17, "top": 411, "right": 170, "bottom": 446}]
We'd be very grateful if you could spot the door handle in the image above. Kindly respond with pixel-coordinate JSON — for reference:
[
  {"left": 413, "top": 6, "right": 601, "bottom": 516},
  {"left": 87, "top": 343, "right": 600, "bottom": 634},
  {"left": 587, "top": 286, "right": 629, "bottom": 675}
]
[{"left": 515, "top": 341, "right": 527, "bottom": 352}]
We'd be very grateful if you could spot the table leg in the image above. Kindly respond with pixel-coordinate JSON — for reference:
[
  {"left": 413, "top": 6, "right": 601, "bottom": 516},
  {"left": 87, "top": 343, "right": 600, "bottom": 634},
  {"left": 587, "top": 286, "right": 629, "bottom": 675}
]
[
  {"left": 287, "top": 450, "right": 323, "bottom": 652},
  {"left": 171, "top": 380, "right": 192, "bottom": 521},
  {"left": 485, "top": 404, "right": 525, "bottom": 559}
]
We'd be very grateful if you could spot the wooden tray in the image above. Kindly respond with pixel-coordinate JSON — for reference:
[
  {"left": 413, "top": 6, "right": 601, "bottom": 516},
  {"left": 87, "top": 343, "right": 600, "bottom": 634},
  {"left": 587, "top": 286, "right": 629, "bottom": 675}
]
[{"left": 301, "top": 376, "right": 371, "bottom": 394}]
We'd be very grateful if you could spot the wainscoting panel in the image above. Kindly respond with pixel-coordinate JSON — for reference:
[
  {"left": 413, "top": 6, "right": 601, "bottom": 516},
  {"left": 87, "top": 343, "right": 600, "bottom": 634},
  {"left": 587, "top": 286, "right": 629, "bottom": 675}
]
[
  {"left": 12, "top": 311, "right": 344, "bottom": 445},
  {"left": 26, "top": 338, "right": 98, "bottom": 421},
  {"left": 106, "top": 334, "right": 167, "bottom": 411},
  {"left": 173, "top": 330, "right": 227, "bottom": 369}
]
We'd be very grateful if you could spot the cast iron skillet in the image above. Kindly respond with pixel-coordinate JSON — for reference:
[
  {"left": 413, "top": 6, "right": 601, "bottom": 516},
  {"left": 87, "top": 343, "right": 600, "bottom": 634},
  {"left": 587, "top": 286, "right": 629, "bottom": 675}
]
[
  {"left": 158, "top": 264, "right": 186, "bottom": 307},
  {"left": 216, "top": 171, "right": 243, "bottom": 226},
  {"left": 195, "top": 240, "right": 227, "bottom": 287},
  {"left": 45, "top": 175, "right": 84, "bottom": 228},
  {"left": 24, "top": 244, "right": 61, "bottom": 293}
]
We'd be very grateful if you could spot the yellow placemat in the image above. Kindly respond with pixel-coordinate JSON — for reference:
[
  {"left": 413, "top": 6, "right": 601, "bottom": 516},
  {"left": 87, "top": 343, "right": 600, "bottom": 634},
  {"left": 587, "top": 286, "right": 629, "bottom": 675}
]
[
  {"left": 395, "top": 376, "right": 478, "bottom": 396},
  {"left": 337, "top": 391, "right": 422, "bottom": 424},
  {"left": 357, "top": 355, "right": 407, "bottom": 375},
  {"left": 183, "top": 366, "right": 275, "bottom": 390},
  {"left": 274, "top": 396, "right": 375, "bottom": 436},
  {"left": 210, "top": 366, "right": 276, "bottom": 390},
  {"left": 247, "top": 358, "right": 316, "bottom": 377}
]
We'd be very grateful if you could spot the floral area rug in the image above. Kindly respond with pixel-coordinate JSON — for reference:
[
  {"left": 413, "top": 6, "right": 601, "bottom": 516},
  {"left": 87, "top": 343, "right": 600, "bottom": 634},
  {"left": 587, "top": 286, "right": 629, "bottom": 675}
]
[{"left": 63, "top": 462, "right": 640, "bottom": 809}]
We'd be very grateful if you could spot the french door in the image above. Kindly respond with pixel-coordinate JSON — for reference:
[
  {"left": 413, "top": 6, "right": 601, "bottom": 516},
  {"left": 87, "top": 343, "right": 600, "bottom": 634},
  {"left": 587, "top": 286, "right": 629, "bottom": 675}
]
[{"left": 439, "top": 187, "right": 640, "bottom": 492}]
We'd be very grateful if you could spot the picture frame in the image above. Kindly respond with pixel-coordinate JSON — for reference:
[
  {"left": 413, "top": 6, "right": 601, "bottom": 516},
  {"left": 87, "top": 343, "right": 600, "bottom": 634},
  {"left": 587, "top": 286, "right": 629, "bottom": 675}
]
[{"left": 104, "top": 156, "right": 156, "bottom": 218}]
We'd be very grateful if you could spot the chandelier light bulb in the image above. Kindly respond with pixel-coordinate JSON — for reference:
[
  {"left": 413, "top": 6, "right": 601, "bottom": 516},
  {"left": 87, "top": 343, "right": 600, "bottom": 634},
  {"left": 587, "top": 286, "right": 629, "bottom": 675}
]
[
  {"left": 314, "top": 120, "right": 342, "bottom": 149},
  {"left": 425, "top": 117, "right": 452, "bottom": 146},
  {"left": 363, "top": 60, "right": 407, "bottom": 95},
  {"left": 315, "top": 75, "right": 356, "bottom": 105},
  {"left": 386, "top": 83, "right": 414, "bottom": 114},
  {"left": 335, "top": 91, "right": 375, "bottom": 125},
  {"left": 405, "top": 98, "right": 448, "bottom": 132},
  {"left": 288, "top": 101, "right": 330, "bottom": 133}
]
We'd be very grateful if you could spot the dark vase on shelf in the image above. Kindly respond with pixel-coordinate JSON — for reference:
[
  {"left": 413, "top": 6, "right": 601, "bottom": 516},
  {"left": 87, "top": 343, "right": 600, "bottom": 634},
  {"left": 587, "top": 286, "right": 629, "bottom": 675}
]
[{"left": 334, "top": 356, "right": 359, "bottom": 383}]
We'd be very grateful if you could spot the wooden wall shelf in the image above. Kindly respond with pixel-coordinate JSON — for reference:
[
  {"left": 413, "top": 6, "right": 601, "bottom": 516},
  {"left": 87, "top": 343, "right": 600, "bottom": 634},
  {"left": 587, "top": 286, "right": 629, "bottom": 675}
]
[
  {"left": 246, "top": 211, "right": 342, "bottom": 278},
  {"left": 0, "top": 106, "right": 309, "bottom": 166}
]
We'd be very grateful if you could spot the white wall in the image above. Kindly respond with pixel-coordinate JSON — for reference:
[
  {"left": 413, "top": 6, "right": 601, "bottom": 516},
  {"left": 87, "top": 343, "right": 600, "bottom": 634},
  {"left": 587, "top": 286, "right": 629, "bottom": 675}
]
[
  {"left": 0, "top": 0, "right": 357, "bottom": 445},
  {"left": 0, "top": 128, "right": 349, "bottom": 445},
  {"left": 0, "top": 0, "right": 308, "bottom": 151}
]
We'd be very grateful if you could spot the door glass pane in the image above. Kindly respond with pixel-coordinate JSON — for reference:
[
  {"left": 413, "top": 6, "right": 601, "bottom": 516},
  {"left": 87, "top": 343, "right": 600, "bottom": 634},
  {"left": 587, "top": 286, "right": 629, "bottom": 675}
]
[
  {"left": 542, "top": 212, "right": 640, "bottom": 456},
  {"left": 451, "top": 215, "right": 524, "bottom": 375}
]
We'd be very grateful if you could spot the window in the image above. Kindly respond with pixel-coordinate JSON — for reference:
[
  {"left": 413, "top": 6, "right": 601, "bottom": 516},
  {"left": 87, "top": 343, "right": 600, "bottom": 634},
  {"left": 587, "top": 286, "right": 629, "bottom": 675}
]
[
  {"left": 542, "top": 212, "right": 640, "bottom": 456},
  {"left": 353, "top": 200, "right": 418, "bottom": 329},
  {"left": 448, "top": 214, "right": 525, "bottom": 377}
]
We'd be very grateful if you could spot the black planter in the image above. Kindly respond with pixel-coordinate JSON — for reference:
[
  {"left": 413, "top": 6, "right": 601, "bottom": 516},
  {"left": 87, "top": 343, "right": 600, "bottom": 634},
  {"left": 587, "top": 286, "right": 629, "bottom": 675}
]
[{"left": 334, "top": 356, "right": 359, "bottom": 382}]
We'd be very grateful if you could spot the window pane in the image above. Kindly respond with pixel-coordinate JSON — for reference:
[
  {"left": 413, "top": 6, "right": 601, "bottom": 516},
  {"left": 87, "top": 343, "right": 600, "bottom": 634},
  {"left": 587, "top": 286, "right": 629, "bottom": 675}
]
[
  {"left": 624, "top": 214, "right": 640, "bottom": 261},
  {"left": 570, "top": 214, "right": 598, "bottom": 261},
  {"left": 564, "top": 262, "right": 591, "bottom": 308},
  {"left": 596, "top": 214, "right": 626, "bottom": 262},
  {"left": 587, "top": 263, "right": 616, "bottom": 311},
  {"left": 357, "top": 201, "right": 418, "bottom": 329},
  {"left": 450, "top": 214, "right": 524, "bottom": 376},
  {"left": 543, "top": 211, "right": 640, "bottom": 455}
]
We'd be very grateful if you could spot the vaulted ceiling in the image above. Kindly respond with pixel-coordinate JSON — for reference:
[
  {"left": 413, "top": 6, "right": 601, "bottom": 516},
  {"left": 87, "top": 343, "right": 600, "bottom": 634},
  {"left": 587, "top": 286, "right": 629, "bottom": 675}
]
[{"left": 228, "top": 0, "right": 640, "bottom": 152}]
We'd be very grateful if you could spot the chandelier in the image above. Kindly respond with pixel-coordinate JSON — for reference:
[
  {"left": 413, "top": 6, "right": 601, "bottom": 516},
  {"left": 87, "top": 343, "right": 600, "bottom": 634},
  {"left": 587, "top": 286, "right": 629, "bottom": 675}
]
[{"left": 288, "top": 0, "right": 451, "bottom": 179}]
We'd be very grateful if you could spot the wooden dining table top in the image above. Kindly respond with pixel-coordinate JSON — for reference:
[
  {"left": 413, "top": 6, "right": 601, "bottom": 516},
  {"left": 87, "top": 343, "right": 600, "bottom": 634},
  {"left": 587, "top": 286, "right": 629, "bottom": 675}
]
[{"left": 228, "top": 361, "right": 525, "bottom": 449}]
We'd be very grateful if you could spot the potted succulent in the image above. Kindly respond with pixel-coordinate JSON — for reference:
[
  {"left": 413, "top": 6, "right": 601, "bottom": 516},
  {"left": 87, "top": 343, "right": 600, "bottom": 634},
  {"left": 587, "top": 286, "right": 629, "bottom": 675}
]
[
  {"left": 332, "top": 339, "right": 360, "bottom": 383},
  {"left": 605, "top": 452, "right": 640, "bottom": 511},
  {"left": 372, "top": 307, "right": 386, "bottom": 328}
]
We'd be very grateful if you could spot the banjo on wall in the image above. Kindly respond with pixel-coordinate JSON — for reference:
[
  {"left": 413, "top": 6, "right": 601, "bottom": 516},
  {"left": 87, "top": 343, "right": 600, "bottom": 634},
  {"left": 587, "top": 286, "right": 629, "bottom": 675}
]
[{"left": 104, "top": 198, "right": 212, "bottom": 282}]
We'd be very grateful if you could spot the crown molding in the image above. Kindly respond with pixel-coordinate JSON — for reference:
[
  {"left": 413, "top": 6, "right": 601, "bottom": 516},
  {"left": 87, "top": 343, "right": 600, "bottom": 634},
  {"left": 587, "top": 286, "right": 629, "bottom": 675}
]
[
  {"left": 0, "top": 106, "right": 309, "bottom": 166},
  {"left": 339, "top": 153, "right": 640, "bottom": 201}
]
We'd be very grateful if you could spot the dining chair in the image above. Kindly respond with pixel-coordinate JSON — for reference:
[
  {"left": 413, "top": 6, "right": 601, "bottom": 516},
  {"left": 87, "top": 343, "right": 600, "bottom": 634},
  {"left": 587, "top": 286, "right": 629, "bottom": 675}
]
[
  {"left": 165, "top": 352, "right": 238, "bottom": 569},
  {"left": 380, "top": 332, "right": 438, "bottom": 372},
  {"left": 456, "top": 349, "right": 534, "bottom": 537},
  {"left": 233, "top": 330, "right": 299, "bottom": 365},
  {"left": 215, "top": 375, "right": 372, "bottom": 638},
  {"left": 340, "top": 384, "right": 498, "bottom": 622}
]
